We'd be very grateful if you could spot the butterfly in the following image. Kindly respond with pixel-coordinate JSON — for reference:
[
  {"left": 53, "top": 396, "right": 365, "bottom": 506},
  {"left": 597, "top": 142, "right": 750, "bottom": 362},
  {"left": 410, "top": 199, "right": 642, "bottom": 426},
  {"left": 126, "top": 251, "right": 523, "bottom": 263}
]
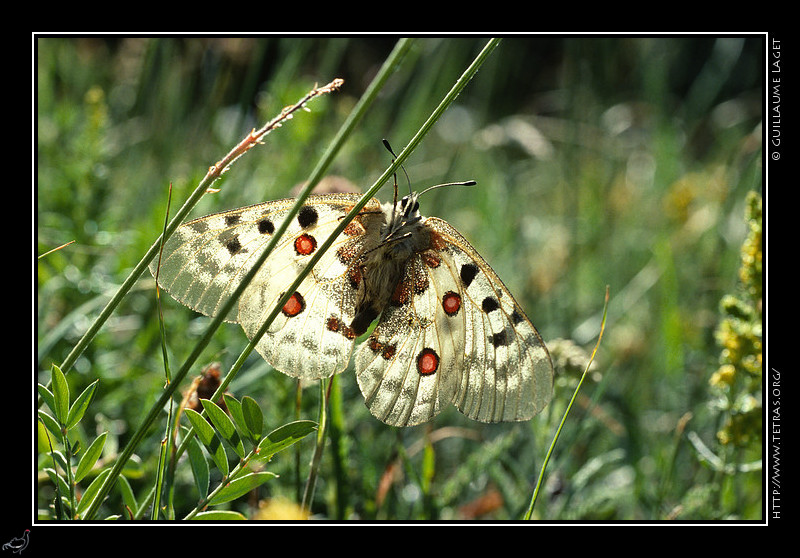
[{"left": 150, "top": 180, "right": 554, "bottom": 427}]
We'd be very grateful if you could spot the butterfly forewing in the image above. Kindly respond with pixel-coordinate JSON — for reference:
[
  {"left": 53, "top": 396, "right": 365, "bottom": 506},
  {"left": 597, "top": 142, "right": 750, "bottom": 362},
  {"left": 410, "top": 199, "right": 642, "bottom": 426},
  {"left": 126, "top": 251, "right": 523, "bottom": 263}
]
[
  {"left": 152, "top": 194, "right": 380, "bottom": 380},
  {"left": 152, "top": 199, "right": 299, "bottom": 321}
]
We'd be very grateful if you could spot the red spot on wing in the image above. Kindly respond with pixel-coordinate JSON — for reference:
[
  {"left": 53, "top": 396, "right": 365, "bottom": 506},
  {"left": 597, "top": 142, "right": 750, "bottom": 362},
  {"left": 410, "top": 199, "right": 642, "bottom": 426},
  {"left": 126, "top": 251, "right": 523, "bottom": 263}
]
[
  {"left": 416, "top": 348, "right": 439, "bottom": 376},
  {"left": 294, "top": 233, "right": 317, "bottom": 255},
  {"left": 343, "top": 218, "right": 366, "bottom": 236},
  {"left": 282, "top": 292, "right": 306, "bottom": 317},
  {"left": 428, "top": 230, "right": 448, "bottom": 251},
  {"left": 391, "top": 279, "right": 411, "bottom": 305},
  {"left": 368, "top": 336, "right": 396, "bottom": 360},
  {"left": 421, "top": 249, "right": 441, "bottom": 268},
  {"left": 348, "top": 265, "right": 363, "bottom": 288},
  {"left": 326, "top": 315, "right": 356, "bottom": 339},
  {"left": 442, "top": 291, "right": 462, "bottom": 316},
  {"left": 382, "top": 343, "right": 396, "bottom": 360}
]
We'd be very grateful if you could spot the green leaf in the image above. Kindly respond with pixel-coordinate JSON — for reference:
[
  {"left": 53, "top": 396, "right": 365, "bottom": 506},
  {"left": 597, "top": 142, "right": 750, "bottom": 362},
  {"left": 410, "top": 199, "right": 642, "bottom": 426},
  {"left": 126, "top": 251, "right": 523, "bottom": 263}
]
[
  {"left": 201, "top": 399, "right": 245, "bottom": 459},
  {"left": 116, "top": 475, "right": 138, "bottom": 518},
  {"left": 44, "top": 467, "right": 70, "bottom": 499},
  {"left": 50, "top": 364, "right": 69, "bottom": 426},
  {"left": 38, "top": 410, "right": 62, "bottom": 441},
  {"left": 223, "top": 395, "right": 251, "bottom": 441},
  {"left": 75, "top": 431, "right": 107, "bottom": 483},
  {"left": 76, "top": 467, "right": 111, "bottom": 519},
  {"left": 187, "top": 434, "right": 210, "bottom": 499},
  {"left": 37, "top": 384, "right": 56, "bottom": 414},
  {"left": 185, "top": 408, "right": 228, "bottom": 476},
  {"left": 66, "top": 380, "right": 99, "bottom": 430},
  {"left": 184, "top": 408, "right": 215, "bottom": 445},
  {"left": 256, "top": 420, "right": 317, "bottom": 460},
  {"left": 242, "top": 396, "right": 264, "bottom": 440},
  {"left": 191, "top": 510, "right": 246, "bottom": 520},
  {"left": 208, "top": 471, "right": 278, "bottom": 506},
  {"left": 49, "top": 451, "right": 68, "bottom": 473}
]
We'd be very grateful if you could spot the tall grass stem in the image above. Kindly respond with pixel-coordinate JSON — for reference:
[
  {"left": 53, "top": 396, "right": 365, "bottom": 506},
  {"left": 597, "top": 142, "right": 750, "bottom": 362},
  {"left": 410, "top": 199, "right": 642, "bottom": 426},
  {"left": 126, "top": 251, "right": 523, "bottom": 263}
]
[{"left": 524, "top": 286, "right": 610, "bottom": 520}]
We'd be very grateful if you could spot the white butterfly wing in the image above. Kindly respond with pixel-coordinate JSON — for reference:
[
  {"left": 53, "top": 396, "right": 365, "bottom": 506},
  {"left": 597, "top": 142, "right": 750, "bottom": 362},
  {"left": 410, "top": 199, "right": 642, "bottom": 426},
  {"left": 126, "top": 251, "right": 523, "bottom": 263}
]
[
  {"left": 426, "top": 217, "right": 553, "bottom": 422},
  {"left": 355, "top": 256, "right": 463, "bottom": 426},
  {"left": 150, "top": 201, "right": 290, "bottom": 322},
  {"left": 152, "top": 193, "right": 379, "bottom": 380},
  {"left": 153, "top": 191, "right": 552, "bottom": 425},
  {"left": 355, "top": 216, "right": 553, "bottom": 426}
]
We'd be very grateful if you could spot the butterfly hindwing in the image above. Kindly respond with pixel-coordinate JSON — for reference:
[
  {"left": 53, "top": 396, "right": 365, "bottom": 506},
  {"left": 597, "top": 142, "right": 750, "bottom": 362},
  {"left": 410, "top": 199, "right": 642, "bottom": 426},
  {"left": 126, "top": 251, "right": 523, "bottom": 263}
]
[
  {"left": 355, "top": 254, "right": 464, "bottom": 426},
  {"left": 426, "top": 217, "right": 553, "bottom": 422}
]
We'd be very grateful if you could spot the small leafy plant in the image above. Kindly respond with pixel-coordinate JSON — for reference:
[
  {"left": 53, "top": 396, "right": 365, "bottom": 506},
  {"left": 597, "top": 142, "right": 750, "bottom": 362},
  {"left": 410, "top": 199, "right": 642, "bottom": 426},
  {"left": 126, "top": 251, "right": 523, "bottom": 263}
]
[
  {"left": 38, "top": 361, "right": 317, "bottom": 519},
  {"left": 180, "top": 399, "right": 317, "bottom": 520},
  {"left": 38, "top": 364, "right": 104, "bottom": 519}
]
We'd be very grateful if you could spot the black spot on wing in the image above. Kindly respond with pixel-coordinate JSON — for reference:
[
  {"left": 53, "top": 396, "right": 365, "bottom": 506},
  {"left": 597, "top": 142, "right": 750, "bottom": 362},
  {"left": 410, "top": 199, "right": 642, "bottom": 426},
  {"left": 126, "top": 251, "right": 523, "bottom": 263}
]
[
  {"left": 489, "top": 329, "right": 509, "bottom": 348},
  {"left": 189, "top": 220, "right": 209, "bottom": 234},
  {"left": 225, "top": 236, "right": 242, "bottom": 255},
  {"left": 298, "top": 206, "right": 319, "bottom": 229},
  {"left": 481, "top": 296, "right": 500, "bottom": 313},
  {"left": 258, "top": 218, "right": 274, "bottom": 235},
  {"left": 460, "top": 263, "right": 479, "bottom": 288}
]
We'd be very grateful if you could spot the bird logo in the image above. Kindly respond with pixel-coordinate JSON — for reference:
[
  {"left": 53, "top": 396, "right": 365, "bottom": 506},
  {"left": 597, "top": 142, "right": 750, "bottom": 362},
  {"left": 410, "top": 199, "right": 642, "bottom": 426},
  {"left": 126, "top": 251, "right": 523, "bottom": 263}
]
[{"left": 2, "top": 530, "right": 29, "bottom": 554}]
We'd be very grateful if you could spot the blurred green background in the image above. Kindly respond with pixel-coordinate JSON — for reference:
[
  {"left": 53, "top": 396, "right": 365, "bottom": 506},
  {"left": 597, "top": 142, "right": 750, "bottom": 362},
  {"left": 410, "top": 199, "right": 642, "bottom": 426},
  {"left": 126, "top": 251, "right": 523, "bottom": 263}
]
[{"left": 36, "top": 36, "right": 763, "bottom": 521}]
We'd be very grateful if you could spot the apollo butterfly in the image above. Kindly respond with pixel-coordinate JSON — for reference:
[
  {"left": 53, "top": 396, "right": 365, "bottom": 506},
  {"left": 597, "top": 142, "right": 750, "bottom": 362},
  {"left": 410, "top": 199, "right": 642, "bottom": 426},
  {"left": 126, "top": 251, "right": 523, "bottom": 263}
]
[{"left": 151, "top": 175, "right": 554, "bottom": 426}]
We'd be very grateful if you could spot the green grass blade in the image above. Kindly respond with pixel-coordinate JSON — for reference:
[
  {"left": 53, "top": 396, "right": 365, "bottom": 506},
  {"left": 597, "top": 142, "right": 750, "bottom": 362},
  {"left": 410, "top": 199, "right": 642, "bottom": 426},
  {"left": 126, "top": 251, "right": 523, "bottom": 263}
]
[
  {"left": 79, "top": 81, "right": 346, "bottom": 520},
  {"left": 170, "top": 38, "right": 415, "bottom": 466},
  {"left": 524, "top": 286, "right": 610, "bottom": 520}
]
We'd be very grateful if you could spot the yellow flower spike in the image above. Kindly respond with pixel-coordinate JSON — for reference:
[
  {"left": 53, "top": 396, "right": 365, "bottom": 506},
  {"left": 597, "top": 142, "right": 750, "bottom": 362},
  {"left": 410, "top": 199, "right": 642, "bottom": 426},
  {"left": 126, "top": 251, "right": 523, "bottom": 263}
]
[{"left": 710, "top": 364, "right": 736, "bottom": 388}]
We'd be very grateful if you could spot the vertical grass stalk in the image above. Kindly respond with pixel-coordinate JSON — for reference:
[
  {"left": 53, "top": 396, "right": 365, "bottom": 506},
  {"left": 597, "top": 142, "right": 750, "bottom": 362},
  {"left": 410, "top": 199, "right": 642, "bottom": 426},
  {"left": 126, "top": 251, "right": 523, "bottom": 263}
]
[{"left": 524, "top": 286, "right": 610, "bottom": 520}]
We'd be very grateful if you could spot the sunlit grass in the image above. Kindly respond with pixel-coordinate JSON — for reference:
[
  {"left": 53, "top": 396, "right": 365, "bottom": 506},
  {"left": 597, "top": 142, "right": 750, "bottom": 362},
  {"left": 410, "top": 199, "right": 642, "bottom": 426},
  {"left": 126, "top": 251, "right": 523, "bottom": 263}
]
[{"left": 36, "top": 36, "right": 763, "bottom": 521}]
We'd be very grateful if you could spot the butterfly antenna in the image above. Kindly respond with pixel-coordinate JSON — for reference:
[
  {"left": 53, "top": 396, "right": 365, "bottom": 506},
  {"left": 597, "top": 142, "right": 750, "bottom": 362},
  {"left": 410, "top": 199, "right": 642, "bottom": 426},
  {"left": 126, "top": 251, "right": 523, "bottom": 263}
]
[
  {"left": 383, "top": 139, "right": 401, "bottom": 226},
  {"left": 382, "top": 139, "right": 413, "bottom": 197},
  {"left": 381, "top": 139, "right": 476, "bottom": 200},
  {"left": 418, "top": 180, "right": 477, "bottom": 198}
]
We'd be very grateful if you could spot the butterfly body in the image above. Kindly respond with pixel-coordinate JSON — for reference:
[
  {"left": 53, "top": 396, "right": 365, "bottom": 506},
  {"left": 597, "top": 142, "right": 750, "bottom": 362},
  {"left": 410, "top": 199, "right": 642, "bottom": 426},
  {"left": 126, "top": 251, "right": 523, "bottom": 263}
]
[
  {"left": 350, "top": 193, "right": 431, "bottom": 336},
  {"left": 152, "top": 191, "right": 553, "bottom": 426}
]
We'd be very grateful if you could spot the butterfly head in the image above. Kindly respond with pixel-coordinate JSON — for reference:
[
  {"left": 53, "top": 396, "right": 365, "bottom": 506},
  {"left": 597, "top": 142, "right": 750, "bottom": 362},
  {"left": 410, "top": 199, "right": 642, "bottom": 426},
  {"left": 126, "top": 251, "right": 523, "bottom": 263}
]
[
  {"left": 371, "top": 193, "right": 424, "bottom": 266},
  {"left": 378, "top": 141, "right": 475, "bottom": 248},
  {"left": 381, "top": 180, "right": 476, "bottom": 247}
]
